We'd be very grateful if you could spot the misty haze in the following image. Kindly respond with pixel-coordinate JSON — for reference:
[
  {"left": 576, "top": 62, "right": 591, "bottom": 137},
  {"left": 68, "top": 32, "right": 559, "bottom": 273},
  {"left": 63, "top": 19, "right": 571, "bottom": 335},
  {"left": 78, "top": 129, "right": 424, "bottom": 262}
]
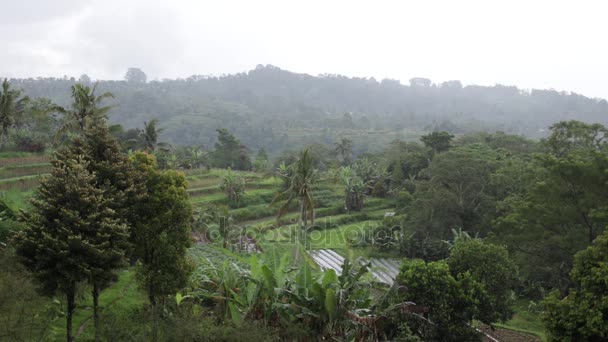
[{"left": 1, "top": 1, "right": 607, "bottom": 342}]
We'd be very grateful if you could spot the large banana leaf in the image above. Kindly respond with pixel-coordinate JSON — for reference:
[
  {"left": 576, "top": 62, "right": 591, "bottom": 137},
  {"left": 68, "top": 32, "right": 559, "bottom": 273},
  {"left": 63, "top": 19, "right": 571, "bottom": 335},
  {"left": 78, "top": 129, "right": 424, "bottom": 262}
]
[{"left": 324, "top": 288, "right": 337, "bottom": 322}]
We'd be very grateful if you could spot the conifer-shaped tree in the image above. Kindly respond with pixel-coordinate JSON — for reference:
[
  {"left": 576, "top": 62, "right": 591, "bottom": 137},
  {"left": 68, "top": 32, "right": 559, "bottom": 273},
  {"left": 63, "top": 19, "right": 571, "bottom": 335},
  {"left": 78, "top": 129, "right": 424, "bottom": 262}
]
[
  {"left": 14, "top": 155, "right": 127, "bottom": 342},
  {"left": 67, "top": 121, "right": 141, "bottom": 224},
  {"left": 55, "top": 121, "right": 139, "bottom": 341}
]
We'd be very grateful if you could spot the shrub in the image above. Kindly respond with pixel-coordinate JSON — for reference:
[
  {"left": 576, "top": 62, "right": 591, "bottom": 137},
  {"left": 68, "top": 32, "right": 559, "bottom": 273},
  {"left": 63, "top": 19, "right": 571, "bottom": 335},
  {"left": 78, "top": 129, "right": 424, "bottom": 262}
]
[{"left": 396, "top": 259, "right": 482, "bottom": 341}]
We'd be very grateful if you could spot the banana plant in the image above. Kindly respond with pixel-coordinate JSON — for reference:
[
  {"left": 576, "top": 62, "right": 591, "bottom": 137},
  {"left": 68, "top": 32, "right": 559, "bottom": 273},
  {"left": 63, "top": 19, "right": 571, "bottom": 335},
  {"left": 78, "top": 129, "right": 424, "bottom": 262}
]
[
  {"left": 191, "top": 258, "right": 249, "bottom": 323},
  {"left": 220, "top": 169, "right": 246, "bottom": 208},
  {"left": 244, "top": 251, "right": 295, "bottom": 323},
  {"left": 190, "top": 252, "right": 393, "bottom": 340},
  {"left": 277, "top": 258, "right": 373, "bottom": 339},
  {"left": 340, "top": 166, "right": 367, "bottom": 211}
]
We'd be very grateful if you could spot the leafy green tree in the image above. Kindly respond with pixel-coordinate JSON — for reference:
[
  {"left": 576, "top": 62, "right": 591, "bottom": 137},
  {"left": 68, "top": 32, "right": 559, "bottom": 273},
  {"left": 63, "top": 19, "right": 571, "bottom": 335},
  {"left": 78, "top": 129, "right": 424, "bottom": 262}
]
[
  {"left": 59, "top": 122, "right": 138, "bottom": 341},
  {"left": 409, "top": 77, "right": 432, "bottom": 88},
  {"left": 456, "top": 131, "right": 538, "bottom": 154},
  {"left": 22, "top": 97, "right": 59, "bottom": 139},
  {"left": 545, "top": 120, "right": 608, "bottom": 157},
  {"left": 78, "top": 74, "right": 91, "bottom": 84},
  {"left": 0, "top": 79, "right": 30, "bottom": 144},
  {"left": 407, "top": 145, "right": 500, "bottom": 242},
  {"left": 542, "top": 231, "right": 608, "bottom": 341},
  {"left": 72, "top": 122, "right": 141, "bottom": 217},
  {"left": 55, "top": 83, "right": 113, "bottom": 140},
  {"left": 271, "top": 149, "right": 318, "bottom": 227},
  {"left": 334, "top": 137, "right": 353, "bottom": 165},
  {"left": 448, "top": 240, "right": 518, "bottom": 323},
  {"left": 256, "top": 147, "right": 268, "bottom": 162},
  {"left": 383, "top": 140, "right": 429, "bottom": 191},
  {"left": 129, "top": 152, "right": 193, "bottom": 306},
  {"left": 124, "top": 68, "right": 147, "bottom": 84},
  {"left": 420, "top": 131, "right": 454, "bottom": 153},
  {"left": 14, "top": 155, "right": 126, "bottom": 342},
  {"left": 253, "top": 148, "right": 270, "bottom": 171},
  {"left": 495, "top": 121, "right": 608, "bottom": 293},
  {"left": 211, "top": 128, "right": 252, "bottom": 170},
  {"left": 396, "top": 259, "right": 482, "bottom": 341}
]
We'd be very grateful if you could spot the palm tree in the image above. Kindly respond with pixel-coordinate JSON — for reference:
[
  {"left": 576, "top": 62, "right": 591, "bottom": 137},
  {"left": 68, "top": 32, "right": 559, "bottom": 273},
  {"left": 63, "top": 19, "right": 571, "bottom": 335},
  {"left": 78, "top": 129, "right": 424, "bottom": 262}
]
[
  {"left": 187, "top": 146, "right": 207, "bottom": 168},
  {"left": 0, "top": 79, "right": 30, "bottom": 143},
  {"left": 271, "top": 149, "right": 318, "bottom": 227},
  {"left": 140, "top": 119, "right": 170, "bottom": 152},
  {"left": 54, "top": 83, "right": 113, "bottom": 141},
  {"left": 275, "top": 162, "right": 292, "bottom": 190}
]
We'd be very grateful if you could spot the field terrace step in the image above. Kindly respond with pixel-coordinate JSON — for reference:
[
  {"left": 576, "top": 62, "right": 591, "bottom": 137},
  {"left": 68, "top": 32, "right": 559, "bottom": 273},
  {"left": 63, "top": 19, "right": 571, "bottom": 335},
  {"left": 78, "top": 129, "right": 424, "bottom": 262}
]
[
  {"left": 307, "top": 249, "right": 402, "bottom": 285},
  {"left": 0, "top": 155, "right": 49, "bottom": 167},
  {"left": 187, "top": 182, "right": 280, "bottom": 197},
  {"left": 0, "top": 175, "right": 43, "bottom": 191}
]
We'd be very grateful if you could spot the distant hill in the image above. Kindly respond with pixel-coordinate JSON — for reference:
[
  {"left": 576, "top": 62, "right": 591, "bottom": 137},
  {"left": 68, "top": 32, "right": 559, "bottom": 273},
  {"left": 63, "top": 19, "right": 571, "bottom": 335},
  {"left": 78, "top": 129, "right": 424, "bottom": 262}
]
[{"left": 6, "top": 65, "right": 608, "bottom": 154}]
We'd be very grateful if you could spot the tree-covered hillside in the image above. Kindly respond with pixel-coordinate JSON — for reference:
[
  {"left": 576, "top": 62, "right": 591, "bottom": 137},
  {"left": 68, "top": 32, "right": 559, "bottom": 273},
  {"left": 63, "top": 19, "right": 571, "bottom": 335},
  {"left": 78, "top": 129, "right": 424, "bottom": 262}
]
[
  {"left": 3, "top": 78, "right": 607, "bottom": 340},
  {"left": 6, "top": 65, "right": 608, "bottom": 154}
]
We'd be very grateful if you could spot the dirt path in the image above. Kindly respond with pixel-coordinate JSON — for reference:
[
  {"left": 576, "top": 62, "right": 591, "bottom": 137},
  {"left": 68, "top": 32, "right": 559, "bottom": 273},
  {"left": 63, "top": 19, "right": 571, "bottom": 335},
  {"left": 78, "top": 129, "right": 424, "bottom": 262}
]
[{"left": 479, "top": 324, "right": 542, "bottom": 342}]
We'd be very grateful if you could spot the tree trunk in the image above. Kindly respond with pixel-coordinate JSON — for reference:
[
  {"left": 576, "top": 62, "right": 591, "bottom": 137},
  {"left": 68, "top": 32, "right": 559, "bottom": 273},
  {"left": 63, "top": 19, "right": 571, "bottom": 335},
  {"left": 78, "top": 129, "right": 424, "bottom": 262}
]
[
  {"left": 152, "top": 302, "right": 159, "bottom": 342},
  {"left": 92, "top": 283, "right": 100, "bottom": 342},
  {"left": 300, "top": 199, "right": 306, "bottom": 227},
  {"left": 346, "top": 192, "right": 363, "bottom": 211},
  {"left": 148, "top": 287, "right": 158, "bottom": 342},
  {"left": 66, "top": 287, "right": 76, "bottom": 342},
  {"left": 148, "top": 285, "right": 156, "bottom": 307}
]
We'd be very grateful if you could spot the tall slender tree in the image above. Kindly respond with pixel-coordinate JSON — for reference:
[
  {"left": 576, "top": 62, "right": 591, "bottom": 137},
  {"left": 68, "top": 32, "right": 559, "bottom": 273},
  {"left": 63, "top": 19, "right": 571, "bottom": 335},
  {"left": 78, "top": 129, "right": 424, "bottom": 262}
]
[
  {"left": 140, "top": 119, "right": 170, "bottom": 152},
  {"left": 129, "top": 152, "right": 193, "bottom": 306},
  {"left": 14, "top": 155, "right": 126, "bottom": 342},
  {"left": 0, "top": 79, "right": 30, "bottom": 143},
  {"left": 54, "top": 83, "right": 113, "bottom": 141},
  {"left": 60, "top": 121, "right": 138, "bottom": 342},
  {"left": 271, "top": 149, "right": 318, "bottom": 227},
  {"left": 211, "top": 128, "right": 252, "bottom": 170},
  {"left": 334, "top": 137, "right": 353, "bottom": 165},
  {"left": 339, "top": 166, "right": 366, "bottom": 211}
]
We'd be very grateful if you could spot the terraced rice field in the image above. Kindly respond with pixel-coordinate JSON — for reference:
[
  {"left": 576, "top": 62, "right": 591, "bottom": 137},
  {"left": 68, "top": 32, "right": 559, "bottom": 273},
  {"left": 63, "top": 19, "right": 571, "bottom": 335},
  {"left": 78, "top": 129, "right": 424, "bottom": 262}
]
[
  {"left": 1, "top": 154, "right": 546, "bottom": 340},
  {"left": 0, "top": 153, "right": 49, "bottom": 206},
  {"left": 0, "top": 154, "right": 397, "bottom": 261}
]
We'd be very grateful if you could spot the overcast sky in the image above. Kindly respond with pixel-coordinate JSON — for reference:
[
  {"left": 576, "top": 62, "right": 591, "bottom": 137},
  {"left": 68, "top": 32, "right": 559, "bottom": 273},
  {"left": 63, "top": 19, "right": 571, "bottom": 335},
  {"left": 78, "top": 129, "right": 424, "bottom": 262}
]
[{"left": 1, "top": 0, "right": 607, "bottom": 98}]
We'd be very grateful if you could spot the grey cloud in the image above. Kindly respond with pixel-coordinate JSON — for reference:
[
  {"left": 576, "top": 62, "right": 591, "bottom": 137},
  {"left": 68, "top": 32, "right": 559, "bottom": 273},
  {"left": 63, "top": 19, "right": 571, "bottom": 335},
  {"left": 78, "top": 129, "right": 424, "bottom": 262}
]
[
  {"left": 1, "top": 0, "right": 607, "bottom": 98},
  {"left": 0, "top": 0, "right": 86, "bottom": 26},
  {"left": 67, "top": 1, "right": 187, "bottom": 79}
]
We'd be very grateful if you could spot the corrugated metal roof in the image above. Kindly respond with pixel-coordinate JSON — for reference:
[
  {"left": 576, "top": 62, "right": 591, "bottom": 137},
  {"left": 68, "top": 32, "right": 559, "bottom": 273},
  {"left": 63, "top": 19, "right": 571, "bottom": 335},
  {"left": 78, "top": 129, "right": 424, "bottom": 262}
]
[{"left": 307, "top": 249, "right": 402, "bottom": 285}]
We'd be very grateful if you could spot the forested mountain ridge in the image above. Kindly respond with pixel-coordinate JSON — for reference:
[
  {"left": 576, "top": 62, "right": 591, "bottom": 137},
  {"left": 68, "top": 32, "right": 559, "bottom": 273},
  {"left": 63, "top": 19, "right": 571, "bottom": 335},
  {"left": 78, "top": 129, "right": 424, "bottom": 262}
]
[
  {"left": 6, "top": 64, "right": 608, "bottom": 153},
  {"left": 3, "top": 69, "right": 608, "bottom": 341}
]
